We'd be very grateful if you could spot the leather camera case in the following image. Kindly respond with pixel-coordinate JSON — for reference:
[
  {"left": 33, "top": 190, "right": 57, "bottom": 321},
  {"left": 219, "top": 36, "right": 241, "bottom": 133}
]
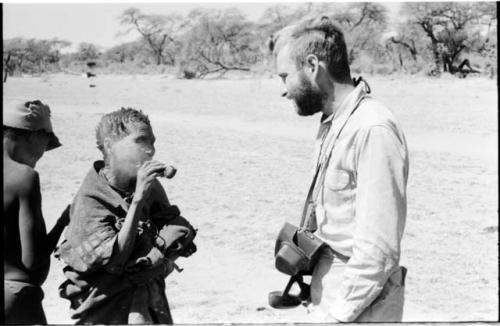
[{"left": 274, "top": 222, "right": 326, "bottom": 276}]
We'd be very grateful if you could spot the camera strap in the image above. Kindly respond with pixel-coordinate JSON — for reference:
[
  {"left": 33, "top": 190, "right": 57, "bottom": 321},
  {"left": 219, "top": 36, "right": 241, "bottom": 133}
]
[{"left": 300, "top": 80, "right": 371, "bottom": 231}]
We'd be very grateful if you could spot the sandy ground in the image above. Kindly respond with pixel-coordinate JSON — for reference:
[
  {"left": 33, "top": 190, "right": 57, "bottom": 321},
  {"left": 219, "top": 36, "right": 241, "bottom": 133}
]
[{"left": 3, "top": 73, "right": 498, "bottom": 323}]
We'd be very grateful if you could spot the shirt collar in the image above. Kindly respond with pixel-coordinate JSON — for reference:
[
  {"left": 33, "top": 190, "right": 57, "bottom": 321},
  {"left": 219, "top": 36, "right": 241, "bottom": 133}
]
[{"left": 320, "top": 78, "right": 370, "bottom": 125}]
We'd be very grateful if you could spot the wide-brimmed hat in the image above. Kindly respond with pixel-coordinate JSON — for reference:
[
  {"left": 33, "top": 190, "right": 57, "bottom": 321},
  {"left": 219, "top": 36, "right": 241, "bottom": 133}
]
[{"left": 3, "top": 100, "right": 62, "bottom": 151}]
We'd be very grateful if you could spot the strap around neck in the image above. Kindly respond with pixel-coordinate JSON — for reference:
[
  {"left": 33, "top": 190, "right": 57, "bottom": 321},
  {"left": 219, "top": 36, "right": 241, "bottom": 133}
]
[{"left": 299, "top": 91, "right": 369, "bottom": 229}]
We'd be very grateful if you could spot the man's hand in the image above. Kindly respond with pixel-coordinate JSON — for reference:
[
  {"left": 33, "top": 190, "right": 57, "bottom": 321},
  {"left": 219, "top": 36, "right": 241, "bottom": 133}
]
[{"left": 133, "top": 160, "right": 166, "bottom": 204}]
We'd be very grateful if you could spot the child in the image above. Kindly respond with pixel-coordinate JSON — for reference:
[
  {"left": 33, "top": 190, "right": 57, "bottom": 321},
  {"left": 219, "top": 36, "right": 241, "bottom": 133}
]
[
  {"left": 3, "top": 100, "right": 68, "bottom": 324},
  {"left": 56, "top": 107, "right": 196, "bottom": 324}
]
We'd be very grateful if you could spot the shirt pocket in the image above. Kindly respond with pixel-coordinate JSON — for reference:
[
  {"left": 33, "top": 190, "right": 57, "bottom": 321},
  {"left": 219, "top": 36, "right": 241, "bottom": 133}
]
[
  {"left": 322, "top": 169, "right": 354, "bottom": 224},
  {"left": 324, "top": 169, "right": 351, "bottom": 191}
]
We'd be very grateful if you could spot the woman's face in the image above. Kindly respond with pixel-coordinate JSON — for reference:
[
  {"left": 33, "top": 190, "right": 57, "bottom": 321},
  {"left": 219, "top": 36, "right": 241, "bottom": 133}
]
[{"left": 106, "top": 122, "right": 156, "bottom": 180}]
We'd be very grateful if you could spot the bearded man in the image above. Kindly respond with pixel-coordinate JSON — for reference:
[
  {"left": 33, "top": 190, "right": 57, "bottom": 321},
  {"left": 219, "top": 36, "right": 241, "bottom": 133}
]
[{"left": 271, "top": 16, "right": 410, "bottom": 322}]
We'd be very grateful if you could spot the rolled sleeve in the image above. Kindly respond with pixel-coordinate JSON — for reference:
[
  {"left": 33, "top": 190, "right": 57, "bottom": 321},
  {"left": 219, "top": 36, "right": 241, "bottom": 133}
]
[{"left": 330, "top": 125, "right": 408, "bottom": 321}]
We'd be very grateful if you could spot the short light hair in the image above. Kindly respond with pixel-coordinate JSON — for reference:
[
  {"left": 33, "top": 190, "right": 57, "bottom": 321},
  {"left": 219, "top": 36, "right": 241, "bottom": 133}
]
[
  {"left": 95, "top": 107, "right": 151, "bottom": 162},
  {"left": 272, "top": 16, "right": 351, "bottom": 82}
]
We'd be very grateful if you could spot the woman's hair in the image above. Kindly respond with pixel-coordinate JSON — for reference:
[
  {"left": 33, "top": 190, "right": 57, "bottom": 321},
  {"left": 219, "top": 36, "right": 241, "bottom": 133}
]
[{"left": 95, "top": 107, "right": 151, "bottom": 162}]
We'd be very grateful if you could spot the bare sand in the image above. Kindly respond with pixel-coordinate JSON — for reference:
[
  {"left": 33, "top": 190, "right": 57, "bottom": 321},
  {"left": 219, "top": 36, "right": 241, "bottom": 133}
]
[{"left": 3, "top": 73, "right": 498, "bottom": 323}]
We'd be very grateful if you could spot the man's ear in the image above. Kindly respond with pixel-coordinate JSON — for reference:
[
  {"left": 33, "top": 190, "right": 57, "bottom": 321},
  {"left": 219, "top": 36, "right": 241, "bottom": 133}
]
[{"left": 305, "top": 54, "right": 319, "bottom": 74}]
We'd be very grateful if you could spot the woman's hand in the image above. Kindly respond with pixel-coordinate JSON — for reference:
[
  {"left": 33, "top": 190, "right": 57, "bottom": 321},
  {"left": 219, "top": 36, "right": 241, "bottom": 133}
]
[
  {"left": 111, "top": 160, "right": 166, "bottom": 267},
  {"left": 133, "top": 160, "right": 166, "bottom": 203}
]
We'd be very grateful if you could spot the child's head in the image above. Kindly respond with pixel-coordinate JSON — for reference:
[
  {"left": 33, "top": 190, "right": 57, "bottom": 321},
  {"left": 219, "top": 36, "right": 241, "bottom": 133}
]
[
  {"left": 3, "top": 100, "right": 61, "bottom": 167},
  {"left": 96, "top": 108, "right": 156, "bottom": 178}
]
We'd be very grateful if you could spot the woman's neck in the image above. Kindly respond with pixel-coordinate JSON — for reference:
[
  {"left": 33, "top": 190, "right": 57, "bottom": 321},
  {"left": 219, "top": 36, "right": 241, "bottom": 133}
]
[{"left": 101, "top": 165, "right": 134, "bottom": 193}]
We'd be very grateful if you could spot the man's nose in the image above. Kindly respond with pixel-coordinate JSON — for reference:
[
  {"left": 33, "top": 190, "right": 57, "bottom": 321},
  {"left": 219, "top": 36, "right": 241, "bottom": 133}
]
[{"left": 281, "top": 90, "right": 288, "bottom": 98}]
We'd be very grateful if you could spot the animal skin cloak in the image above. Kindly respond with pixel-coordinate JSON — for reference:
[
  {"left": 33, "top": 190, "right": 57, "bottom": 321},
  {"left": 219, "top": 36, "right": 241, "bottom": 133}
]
[{"left": 56, "top": 161, "right": 179, "bottom": 324}]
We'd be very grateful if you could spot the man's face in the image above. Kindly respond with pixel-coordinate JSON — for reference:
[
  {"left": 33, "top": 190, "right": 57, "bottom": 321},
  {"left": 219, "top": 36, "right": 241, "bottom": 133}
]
[
  {"left": 276, "top": 44, "right": 327, "bottom": 116},
  {"left": 107, "top": 122, "right": 156, "bottom": 179}
]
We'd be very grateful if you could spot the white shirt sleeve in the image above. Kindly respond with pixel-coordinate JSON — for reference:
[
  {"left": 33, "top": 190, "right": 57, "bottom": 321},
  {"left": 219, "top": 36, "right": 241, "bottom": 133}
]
[{"left": 330, "top": 125, "right": 409, "bottom": 321}]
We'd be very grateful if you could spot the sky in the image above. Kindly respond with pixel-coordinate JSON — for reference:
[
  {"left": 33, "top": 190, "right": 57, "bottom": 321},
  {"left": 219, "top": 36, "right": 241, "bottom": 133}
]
[{"left": 3, "top": 2, "right": 402, "bottom": 51}]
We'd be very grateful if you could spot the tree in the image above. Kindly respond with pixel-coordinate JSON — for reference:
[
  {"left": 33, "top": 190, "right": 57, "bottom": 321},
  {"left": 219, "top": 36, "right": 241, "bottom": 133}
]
[
  {"left": 331, "top": 2, "right": 389, "bottom": 64},
  {"left": 103, "top": 41, "right": 147, "bottom": 63},
  {"left": 118, "top": 7, "right": 184, "bottom": 65},
  {"left": 390, "top": 36, "right": 418, "bottom": 62},
  {"left": 402, "top": 2, "right": 496, "bottom": 74},
  {"left": 181, "top": 8, "right": 261, "bottom": 78},
  {"left": 385, "top": 21, "right": 433, "bottom": 73},
  {"left": 25, "top": 38, "right": 71, "bottom": 71},
  {"left": 75, "top": 42, "right": 100, "bottom": 62},
  {"left": 257, "top": 3, "right": 313, "bottom": 36},
  {"left": 3, "top": 37, "right": 70, "bottom": 81},
  {"left": 292, "top": 3, "right": 389, "bottom": 65},
  {"left": 3, "top": 38, "right": 28, "bottom": 82},
  {"left": 465, "top": 2, "right": 497, "bottom": 76}
]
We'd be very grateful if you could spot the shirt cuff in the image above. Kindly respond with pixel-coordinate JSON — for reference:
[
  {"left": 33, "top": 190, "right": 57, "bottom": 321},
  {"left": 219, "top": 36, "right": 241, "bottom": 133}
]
[{"left": 330, "top": 299, "right": 365, "bottom": 322}]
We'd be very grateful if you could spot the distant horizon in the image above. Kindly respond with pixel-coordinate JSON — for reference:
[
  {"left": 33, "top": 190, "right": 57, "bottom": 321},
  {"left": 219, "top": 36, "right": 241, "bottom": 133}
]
[{"left": 3, "top": 2, "right": 402, "bottom": 52}]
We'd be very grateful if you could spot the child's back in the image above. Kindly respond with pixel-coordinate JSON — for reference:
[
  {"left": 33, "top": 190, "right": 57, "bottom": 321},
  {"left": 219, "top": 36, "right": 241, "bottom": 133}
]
[
  {"left": 3, "top": 157, "right": 50, "bottom": 324},
  {"left": 3, "top": 100, "right": 64, "bottom": 325},
  {"left": 4, "top": 156, "right": 50, "bottom": 285}
]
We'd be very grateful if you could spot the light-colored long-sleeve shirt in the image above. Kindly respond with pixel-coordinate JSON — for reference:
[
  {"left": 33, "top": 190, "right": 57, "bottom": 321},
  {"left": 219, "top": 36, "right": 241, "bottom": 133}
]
[{"left": 312, "top": 80, "right": 409, "bottom": 321}]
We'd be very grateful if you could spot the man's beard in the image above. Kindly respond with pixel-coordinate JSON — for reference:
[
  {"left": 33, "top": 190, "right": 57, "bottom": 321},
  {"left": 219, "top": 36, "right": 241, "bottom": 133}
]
[{"left": 290, "top": 73, "right": 327, "bottom": 116}]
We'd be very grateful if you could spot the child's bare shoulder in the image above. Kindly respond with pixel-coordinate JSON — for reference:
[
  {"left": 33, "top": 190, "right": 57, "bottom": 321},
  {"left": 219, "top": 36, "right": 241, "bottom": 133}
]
[{"left": 4, "top": 159, "right": 40, "bottom": 196}]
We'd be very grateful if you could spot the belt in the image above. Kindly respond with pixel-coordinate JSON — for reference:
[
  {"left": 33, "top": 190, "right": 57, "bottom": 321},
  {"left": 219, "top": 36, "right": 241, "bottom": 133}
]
[{"left": 321, "top": 247, "right": 407, "bottom": 287}]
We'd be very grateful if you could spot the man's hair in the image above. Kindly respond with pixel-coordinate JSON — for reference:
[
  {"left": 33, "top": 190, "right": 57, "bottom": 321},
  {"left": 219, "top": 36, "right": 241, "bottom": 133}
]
[
  {"left": 272, "top": 16, "right": 351, "bottom": 82},
  {"left": 95, "top": 107, "right": 151, "bottom": 162}
]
